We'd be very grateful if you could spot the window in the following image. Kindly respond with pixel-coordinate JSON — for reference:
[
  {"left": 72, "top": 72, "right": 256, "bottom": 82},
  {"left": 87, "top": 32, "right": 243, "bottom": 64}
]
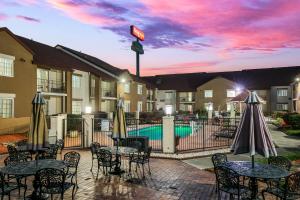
[
  {"left": 165, "top": 92, "right": 173, "bottom": 99},
  {"left": 204, "top": 103, "right": 213, "bottom": 111},
  {"left": 227, "top": 89, "right": 236, "bottom": 98},
  {"left": 227, "top": 103, "right": 232, "bottom": 112},
  {"left": 0, "top": 54, "right": 14, "bottom": 77},
  {"left": 72, "top": 101, "right": 82, "bottom": 114},
  {"left": 0, "top": 98, "right": 13, "bottom": 118},
  {"left": 276, "top": 103, "right": 288, "bottom": 111},
  {"left": 137, "top": 101, "right": 143, "bottom": 112},
  {"left": 124, "top": 83, "right": 130, "bottom": 93},
  {"left": 204, "top": 90, "right": 213, "bottom": 98},
  {"left": 124, "top": 100, "right": 130, "bottom": 112},
  {"left": 72, "top": 75, "right": 81, "bottom": 88},
  {"left": 137, "top": 84, "right": 143, "bottom": 95},
  {"left": 277, "top": 89, "right": 288, "bottom": 97}
]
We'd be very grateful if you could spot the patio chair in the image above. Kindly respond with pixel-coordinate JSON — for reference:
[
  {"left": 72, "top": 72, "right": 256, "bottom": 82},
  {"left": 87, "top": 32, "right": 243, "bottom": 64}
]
[
  {"left": 34, "top": 168, "right": 76, "bottom": 200},
  {"left": 215, "top": 165, "right": 251, "bottom": 200},
  {"left": 45, "top": 144, "right": 59, "bottom": 159},
  {"left": 0, "top": 171, "right": 20, "bottom": 200},
  {"left": 4, "top": 156, "right": 28, "bottom": 197},
  {"left": 90, "top": 142, "right": 101, "bottom": 172},
  {"left": 129, "top": 146, "right": 152, "bottom": 178},
  {"left": 262, "top": 156, "right": 292, "bottom": 188},
  {"left": 96, "top": 149, "right": 119, "bottom": 177},
  {"left": 64, "top": 151, "right": 80, "bottom": 186},
  {"left": 56, "top": 139, "right": 64, "bottom": 160},
  {"left": 262, "top": 171, "right": 300, "bottom": 200},
  {"left": 15, "top": 140, "right": 32, "bottom": 160},
  {"left": 211, "top": 153, "right": 228, "bottom": 193},
  {"left": 7, "top": 145, "right": 31, "bottom": 161}
]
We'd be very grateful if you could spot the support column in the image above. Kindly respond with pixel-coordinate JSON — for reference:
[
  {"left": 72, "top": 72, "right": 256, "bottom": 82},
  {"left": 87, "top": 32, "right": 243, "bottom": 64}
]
[
  {"left": 162, "top": 116, "right": 175, "bottom": 153},
  {"left": 82, "top": 114, "right": 94, "bottom": 148}
]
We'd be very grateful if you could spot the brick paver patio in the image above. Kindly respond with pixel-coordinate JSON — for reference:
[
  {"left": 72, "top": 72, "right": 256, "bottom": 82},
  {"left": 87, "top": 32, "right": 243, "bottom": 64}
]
[{"left": 0, "top": 150, "right": 278, "bottom": 200}]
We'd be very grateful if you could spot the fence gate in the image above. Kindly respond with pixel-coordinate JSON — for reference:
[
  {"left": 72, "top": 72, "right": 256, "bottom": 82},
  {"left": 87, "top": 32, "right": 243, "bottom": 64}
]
[
  {"left": 92, "top": 118, "right": 114, "bottom": 147},
  {"left": 63, "top": 117, "right": 84, "bottom": 148}
]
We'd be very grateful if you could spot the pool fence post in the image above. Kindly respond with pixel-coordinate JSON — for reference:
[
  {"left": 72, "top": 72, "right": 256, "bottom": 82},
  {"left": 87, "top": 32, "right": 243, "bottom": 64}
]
[
  {"left": 162, "top": 116, "right": 175, "bottom": 153},
  {"left": 82, "top": 114, "right": 94, "bottom": 148},
  {"left": 135, "top": 111, "right": 139, "bottom": 136}
]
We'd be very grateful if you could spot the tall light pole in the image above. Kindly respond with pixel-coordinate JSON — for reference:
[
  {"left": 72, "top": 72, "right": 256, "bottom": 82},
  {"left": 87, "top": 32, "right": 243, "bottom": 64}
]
[{"left": 130, "top": 25, "right": 144, "bottom": 77}]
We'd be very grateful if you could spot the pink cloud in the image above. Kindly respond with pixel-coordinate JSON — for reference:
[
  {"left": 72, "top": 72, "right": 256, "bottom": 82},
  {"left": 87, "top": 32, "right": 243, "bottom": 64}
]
[
  {"left": 141, "top": 61, "right": 219, "bottom": 76},
  {"left": 0, "top": 13, "right": 7, "bottom": 21},
  {"left": 140, "top": 0, "right": 300, "bottom": 51},
  {"left": 16, "top": 15, "right": 40, "bottom": 23},
  {"left": 46, "top": 0, "right": 126, "bottom": 26}
]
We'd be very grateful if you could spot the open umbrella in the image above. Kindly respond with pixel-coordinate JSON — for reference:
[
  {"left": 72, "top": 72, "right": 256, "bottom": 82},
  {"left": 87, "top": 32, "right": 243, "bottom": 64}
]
[
  {"left": 27, "top": 92, "right": 49, "bottom": 151},
  {"left": 231, "top": 91, "right": 277, "bottom": 168}
]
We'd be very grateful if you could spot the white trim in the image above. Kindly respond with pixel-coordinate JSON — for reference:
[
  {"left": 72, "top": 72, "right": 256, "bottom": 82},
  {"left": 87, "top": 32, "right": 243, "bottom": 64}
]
[
  {"left": 102, "top": 96, "right": 117, "bottom": 100},
  {"left": 0, "top": 93, "right": 16, "bottom": 98},
  {"left": 0, "top": 53, "right": 15, "bottom": 60},
  {"left": 56, "top": 46, "right": 119, "bottom": 79},
  {"left": 41, "top": 92, "right": 67, "bottom": 97}
]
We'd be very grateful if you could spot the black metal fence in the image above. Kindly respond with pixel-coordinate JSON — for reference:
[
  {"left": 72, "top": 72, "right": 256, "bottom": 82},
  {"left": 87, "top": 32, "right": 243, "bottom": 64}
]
[
  {"left": 174, "top": 118, "right": 240, "bottom": 152},
  {"left": 92, "top": 118, "right": 163, "bottom": 152},
  {"left": 64, "top": 117, "right": 84, "bottom": 148}
]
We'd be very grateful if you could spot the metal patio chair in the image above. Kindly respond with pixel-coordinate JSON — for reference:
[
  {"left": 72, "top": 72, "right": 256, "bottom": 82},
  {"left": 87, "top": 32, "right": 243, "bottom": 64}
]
[
  {"left": 64, "top": 151, "right": 80, "bottom": 186},
  {"left": 129, "top": 146, "right": 152, "bottom": 178}
]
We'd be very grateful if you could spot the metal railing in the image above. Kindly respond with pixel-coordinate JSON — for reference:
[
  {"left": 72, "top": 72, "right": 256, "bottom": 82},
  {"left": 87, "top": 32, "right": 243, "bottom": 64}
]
[
  {"left": 64, "top": 117, "right": 84, "bottom": 148},
  {"left": 37, "top": 79, "right": 65, "bottom": 93},
  {"left": 179, "top": 97, "right": 195, "bottom": 102},
  {"left": 92, "top": 118, "right": 163, "bottom": 152},
  {"left": 174, "top": 118, "right": 240, "bottom": 152},
  {"left": 101, "top": 89, "right": 116, "bottom": 98}
]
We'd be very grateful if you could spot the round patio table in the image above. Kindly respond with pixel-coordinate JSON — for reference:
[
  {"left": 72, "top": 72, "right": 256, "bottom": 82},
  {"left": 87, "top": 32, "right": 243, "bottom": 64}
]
[
  {"left": 223, "top": 161, "right": 289, "bottom": 199},
  {"left": 99, "top": 146, "right": 138, "bottom": 175},
  {"left": 0, "top": 159, "right": 67, "bottom": 199}
]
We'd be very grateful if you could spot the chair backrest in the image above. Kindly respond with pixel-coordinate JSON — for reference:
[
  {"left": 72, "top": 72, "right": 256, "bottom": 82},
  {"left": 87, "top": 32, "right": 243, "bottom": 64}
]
[
  {"left": 211, "top": 153, "right": 228, "bottom": 167},
  {"left": 90, "top": 142, "right": 101, "bottom": 154},
  {"left": 131, "top": 141, "right": 142, "bottom": 152},
  {"left": 7, "top": 145, "right": 18, "bottom": 155},
  {"left": 268, "top": 156, "right": 292, "bottom": 171},
  {"left": 35, "top": 168, "right": 65, "bottom": 193},
  {"left": 215, "top": 165, "right": 240, "bottom": 192},
  {"left": 64, "top": 151, "right": 80, "bottom": 168},
  {"left": 4, "top": 155, "right": 27, "bottom": 166},
  {"left": 96, "top": 149, "right": 112, "bottom": 164},
  {"left": 56, "top": 139, "right": 64, "bottom": 150},
  {"left": 284, "top": 171, "right": 300, "bottom": 197}
]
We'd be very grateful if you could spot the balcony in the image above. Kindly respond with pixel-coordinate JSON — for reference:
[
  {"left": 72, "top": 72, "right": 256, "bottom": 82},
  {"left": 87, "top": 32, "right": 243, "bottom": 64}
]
[
  {"left": 147, "top": 95, "right": 156, "bottom": 101},
  {"left": 37, "top": 79, "right": 65, "bottom": 93},
  {"left": 101, "top": 88, "right": 116, "bottom": 98},
  {"left": 179, "top": 97, "right": 195, "bottom": 103}
]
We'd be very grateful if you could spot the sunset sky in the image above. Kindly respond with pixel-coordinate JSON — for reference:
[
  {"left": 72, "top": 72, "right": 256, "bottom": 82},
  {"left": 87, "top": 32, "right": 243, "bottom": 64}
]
[{"left": 1, "top": 0, "right": 300, "bottom": 76}]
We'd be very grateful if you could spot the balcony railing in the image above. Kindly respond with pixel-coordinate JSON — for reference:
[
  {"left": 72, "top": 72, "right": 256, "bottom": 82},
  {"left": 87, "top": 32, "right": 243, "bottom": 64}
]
[
  {"left": 37, "top": 79, "right": 65, "bottom": 93},
  {"left": 179, "top": 97, "right": 195, "bottom": 102},
  {"left": 101, "top": 89, "right": 116, "bottom": 98}
]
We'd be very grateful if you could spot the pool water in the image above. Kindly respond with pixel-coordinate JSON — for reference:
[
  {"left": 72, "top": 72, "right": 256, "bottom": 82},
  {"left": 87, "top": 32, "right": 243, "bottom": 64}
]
[{"left": 128, "top": 125, "right": 192, "bottom": 140}]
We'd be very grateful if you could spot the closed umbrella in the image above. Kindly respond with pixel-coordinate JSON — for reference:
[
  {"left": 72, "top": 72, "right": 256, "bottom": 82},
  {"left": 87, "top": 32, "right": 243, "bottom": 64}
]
[
  {"left": 27, "top": 92, "right": 49, "bottom": 151},
  {"left": 231, "top": 91, "right": 277, "bottom": 168},
  {"left": 113, "top": 98, "right": 127, "bottom": 142}
]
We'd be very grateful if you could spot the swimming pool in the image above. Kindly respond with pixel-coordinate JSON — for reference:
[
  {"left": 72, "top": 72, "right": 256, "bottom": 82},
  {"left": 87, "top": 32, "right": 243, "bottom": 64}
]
[{"left": 128, "top": 125, "right": 192, "bottom": 140}]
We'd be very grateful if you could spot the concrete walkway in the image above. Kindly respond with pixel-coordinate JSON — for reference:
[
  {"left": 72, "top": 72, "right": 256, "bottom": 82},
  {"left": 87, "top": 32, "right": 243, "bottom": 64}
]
[{"left": 183, "top": 124, "right": 300, "bottom": 170}]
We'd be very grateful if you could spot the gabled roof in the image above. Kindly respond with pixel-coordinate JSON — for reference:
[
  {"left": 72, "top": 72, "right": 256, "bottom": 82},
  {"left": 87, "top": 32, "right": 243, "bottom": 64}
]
[
  {"left": 0, "top": 27, "right": 34, "bottom": 55},
  {"left": 143, "top": 66, "right": 300, "bottom": 91},
  {"left": 56, "top": 45, "right": 126, "bottom": 77},
  {"left": 16, "top": 36, "right": 113, "bottom": 79}
]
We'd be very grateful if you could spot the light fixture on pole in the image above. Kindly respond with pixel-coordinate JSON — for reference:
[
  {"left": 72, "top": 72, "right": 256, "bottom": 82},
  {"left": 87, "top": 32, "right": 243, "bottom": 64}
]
[
  {"left": 85, "top": 106, "right": 92, "bottom": 114},
  {"left": 165, "top": 105, "right": 173, "bottom": 116}
]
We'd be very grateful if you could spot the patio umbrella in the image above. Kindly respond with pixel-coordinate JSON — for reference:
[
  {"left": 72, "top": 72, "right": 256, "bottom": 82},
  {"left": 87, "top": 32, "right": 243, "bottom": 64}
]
[
  {"left": 112, "top": 98, "right": 127, "bottom": 148},
  {"left": 27, "top": 92, "right": 49, "bottom": 151},
  {"left": 231, "top": 91, "right": 277, "bottom": 168}
]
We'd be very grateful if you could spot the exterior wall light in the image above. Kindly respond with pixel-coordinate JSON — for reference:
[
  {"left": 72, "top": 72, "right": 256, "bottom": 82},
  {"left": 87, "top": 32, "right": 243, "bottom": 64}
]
[
  {"left": 165, "top": 105, "right": 173, "bottom": 116},
  {"left": 296, "top": 77, "right": 300, "bottom": 82},
  {"left": 85, "top": 106, "right": 92, "bottom": 114},
  {"left": 121, "top": 78, "right": 126, "bottom": 83}
]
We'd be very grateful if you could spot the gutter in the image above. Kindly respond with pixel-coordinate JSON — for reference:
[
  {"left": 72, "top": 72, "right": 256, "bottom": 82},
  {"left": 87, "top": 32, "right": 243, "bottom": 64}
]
[{"left": 56, "top": 45, "right": 119, "bottom": 80}]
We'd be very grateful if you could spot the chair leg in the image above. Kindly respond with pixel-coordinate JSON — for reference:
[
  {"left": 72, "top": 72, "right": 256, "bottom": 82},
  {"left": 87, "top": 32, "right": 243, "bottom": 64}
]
[
  {"left": 217, "top": 190, "right": 221, "bottom": 200},
  {"left": 142, "top": 164, "right": 145, "bottom": 178},
  {"left": 262, "top": 190, "right": 266, "bottom": 200},
  {"left": 91, "top": 157, "right": 94, "bottom": 171},
  {"left": 96, "top": 165, "right": 99, "bottom": 179},
  {"left": 147, "top": 162, "right": 151, "bottom": 175},
  {"left": 72, "top": 184, "right": 76, "bottom": 200},
  {"left": 51, "top": 194, "right": 53, "bottom": 200}
]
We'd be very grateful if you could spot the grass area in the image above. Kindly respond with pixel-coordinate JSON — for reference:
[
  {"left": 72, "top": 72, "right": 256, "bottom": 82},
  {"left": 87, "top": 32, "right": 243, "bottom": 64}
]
[
  {"left": 285, "top": 129, "right": 300, "bottom": 136},
  {"left": 255, "top": 149, "right": 300, "bottom": 163}
]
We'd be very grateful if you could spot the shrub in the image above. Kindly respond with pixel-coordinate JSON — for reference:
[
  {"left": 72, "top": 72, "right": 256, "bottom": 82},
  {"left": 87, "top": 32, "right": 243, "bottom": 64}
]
[
  {"left": 284, "top": 114, "right": 300, "bottom": 129},
  {"left": 286, "top": 129, "right": 300, "bottom": 136}
]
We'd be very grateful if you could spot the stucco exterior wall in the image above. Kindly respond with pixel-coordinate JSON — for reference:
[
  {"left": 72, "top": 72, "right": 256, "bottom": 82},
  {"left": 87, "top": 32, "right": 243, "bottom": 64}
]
[{"left": 0, "top": 31, "right": 36, "bottom": 117}]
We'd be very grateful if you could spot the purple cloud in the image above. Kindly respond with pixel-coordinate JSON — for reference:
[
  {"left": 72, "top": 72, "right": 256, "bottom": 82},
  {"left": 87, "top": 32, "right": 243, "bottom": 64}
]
[
  {"left": 16, "top": 15, "right": 40, "bottom": 23},
  {"left": 0, "top": 13, "right": 7, "bottom": 21}
]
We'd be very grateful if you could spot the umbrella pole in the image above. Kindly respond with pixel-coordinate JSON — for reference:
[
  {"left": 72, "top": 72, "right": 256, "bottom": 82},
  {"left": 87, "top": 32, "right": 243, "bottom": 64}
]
[{"left": 252, "top": 155, "right": 255, "bottom": 168}]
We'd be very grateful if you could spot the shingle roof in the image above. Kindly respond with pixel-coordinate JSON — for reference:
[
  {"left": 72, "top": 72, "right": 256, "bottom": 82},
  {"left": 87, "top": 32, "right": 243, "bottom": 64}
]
[
  {"left": 143, "top": 66, "right": 300, "bottom": 91},
  {"left": 16, "top": 36, "right": 114, "bottom": 79},
  {"left": 56, "top": 45, "right": 126, "bottom": 76}
]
